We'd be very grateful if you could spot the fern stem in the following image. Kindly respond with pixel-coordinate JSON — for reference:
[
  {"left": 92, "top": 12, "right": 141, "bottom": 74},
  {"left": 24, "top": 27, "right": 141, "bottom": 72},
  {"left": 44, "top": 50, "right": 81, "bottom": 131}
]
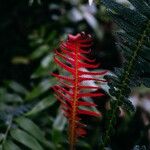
[
  {"left": 100, "top": 20, "right": 150, "bottom": 149},
  {"left": 69, "top": 43, "right": 79, "bottom": 150},
  {"left": 2, "top": 116, "right": 13, "bottom": 146},
  {"left": 53, "top": 33, "right": 106, "bottom": 149}
]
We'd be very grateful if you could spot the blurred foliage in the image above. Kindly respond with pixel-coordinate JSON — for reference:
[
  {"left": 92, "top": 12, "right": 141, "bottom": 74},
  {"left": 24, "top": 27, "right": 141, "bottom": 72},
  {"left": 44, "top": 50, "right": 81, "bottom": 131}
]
[{"left": 0, "top": 0, "right": 149, "bottom": 150}]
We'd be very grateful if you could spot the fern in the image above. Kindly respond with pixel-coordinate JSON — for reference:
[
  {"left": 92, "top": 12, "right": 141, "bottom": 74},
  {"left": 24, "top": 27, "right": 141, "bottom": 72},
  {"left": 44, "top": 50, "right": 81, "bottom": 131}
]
[
  {"left": 100, "top": 0, "right": 150, "bottom": 148},
  {"left": 52, "top": 32, "right": 107, "bottom": 150}
]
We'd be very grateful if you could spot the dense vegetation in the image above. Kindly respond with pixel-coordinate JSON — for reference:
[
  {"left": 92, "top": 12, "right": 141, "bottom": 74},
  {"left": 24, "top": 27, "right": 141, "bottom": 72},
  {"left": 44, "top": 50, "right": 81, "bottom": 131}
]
[{"left": 0, "top": 0, "right": 149, "bottom": 150}]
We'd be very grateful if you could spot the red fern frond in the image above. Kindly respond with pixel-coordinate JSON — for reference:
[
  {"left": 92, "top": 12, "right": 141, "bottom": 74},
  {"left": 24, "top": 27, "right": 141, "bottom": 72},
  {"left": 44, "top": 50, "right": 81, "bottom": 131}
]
[{"left": 52, "top": 32, "right": 107, "bottom": 150}]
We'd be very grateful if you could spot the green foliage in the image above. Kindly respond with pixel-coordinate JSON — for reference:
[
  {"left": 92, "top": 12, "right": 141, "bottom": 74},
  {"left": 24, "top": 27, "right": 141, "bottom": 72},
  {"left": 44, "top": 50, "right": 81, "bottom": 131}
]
[
  {"left": 101, "top": 0, "right": 150, "bottom": 148},
  {"left": 10, "top": 129, "right": 43, "bottom": 150},
  {"left": 3, "top": 140, "right": 21, "bottom": 150}
]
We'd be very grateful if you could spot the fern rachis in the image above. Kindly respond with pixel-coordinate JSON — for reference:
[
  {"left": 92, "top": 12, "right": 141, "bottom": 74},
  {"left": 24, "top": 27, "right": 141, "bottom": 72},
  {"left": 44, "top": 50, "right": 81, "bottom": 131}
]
[{"left": 52, "top": 32, "right": 107, "bottom": 149}]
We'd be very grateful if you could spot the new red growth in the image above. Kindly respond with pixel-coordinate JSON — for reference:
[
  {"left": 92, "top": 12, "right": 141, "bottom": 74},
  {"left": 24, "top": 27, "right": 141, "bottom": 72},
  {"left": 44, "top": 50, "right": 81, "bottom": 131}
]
[{"left": 52, "top": 32, "right": 107, "bottom": 150}]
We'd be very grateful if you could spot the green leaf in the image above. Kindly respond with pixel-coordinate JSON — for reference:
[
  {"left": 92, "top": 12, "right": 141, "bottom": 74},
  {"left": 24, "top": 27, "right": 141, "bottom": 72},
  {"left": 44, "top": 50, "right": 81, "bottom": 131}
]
[
  {"left": 3, "top": 140, "right": 21, "bottom": 150},
  {"left": 30, "top": 45, "right": 49, "bottom": 60},
  {"left": 15, "top": 117, "right": 45, "bottom": 143},
  {"left": 26, "top": 79, "right": 56, "bottom": 100},
  {"left": 109, "top": 11, "right": 141, "bottom": 38},
  {"left": 8, "top": 81, "right": 28, "bottom": 95},
  {"left": 10, "top": 129, "right": 43, "bottom": 150},
  {"left": 53, "top": 110, "right": 67, "bottom": 131},
  {"left": 0, "top": 134, "right": 5, "bottom": 142},
  {"left": 41, "top": 53, "right": 54, "bottom": 68},
  {"left": 51, "top": 111, "right": 67, "bottom": 147},
  {"left": 11, "top": 56, "right": 30, "bottom": 65},
  {"left": 51, "top": 129, "right": 63, "bottom": 146},
  {"left": 0, "top": 93, "right": 23, "bottom": 103},
  {"left": 128, "top": 0, "right": 150, "bottom": 17},
  {"left": 77, "top": 140, "right": 91, "bottom": 149},
  {"left": 143, "top": 78, "right": 150, "bottom": 87},
  {"left": 141, "top": 46, "right": 150, "bottom": 61},
  {"left": 26, "top": 95, "right": 56, "bottom": 115},
  {"left": 101, "top": 0, "right": 147, "bottom": 27},
  {"left": 31, "top": 61, "right": 58, "bottom": 78}
]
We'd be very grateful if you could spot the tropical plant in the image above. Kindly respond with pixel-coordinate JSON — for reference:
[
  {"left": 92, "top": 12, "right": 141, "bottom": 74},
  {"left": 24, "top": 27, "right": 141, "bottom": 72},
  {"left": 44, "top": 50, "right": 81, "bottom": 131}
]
[{"left": 52, "top": 32, "right": 107, "bottom": 149}]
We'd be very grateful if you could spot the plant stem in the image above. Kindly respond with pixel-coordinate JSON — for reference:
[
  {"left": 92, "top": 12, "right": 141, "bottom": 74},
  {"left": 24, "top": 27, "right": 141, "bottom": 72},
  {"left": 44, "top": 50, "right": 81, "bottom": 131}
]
[{"left": 2, "top": 116, "right": 13, "bottom": 145}]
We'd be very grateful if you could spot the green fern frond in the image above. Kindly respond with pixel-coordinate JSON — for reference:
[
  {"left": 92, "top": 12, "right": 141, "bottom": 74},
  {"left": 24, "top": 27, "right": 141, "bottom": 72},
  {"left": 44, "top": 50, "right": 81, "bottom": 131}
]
[{"left": 101, "top": 0, "right": 150, "bottom": 148}]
